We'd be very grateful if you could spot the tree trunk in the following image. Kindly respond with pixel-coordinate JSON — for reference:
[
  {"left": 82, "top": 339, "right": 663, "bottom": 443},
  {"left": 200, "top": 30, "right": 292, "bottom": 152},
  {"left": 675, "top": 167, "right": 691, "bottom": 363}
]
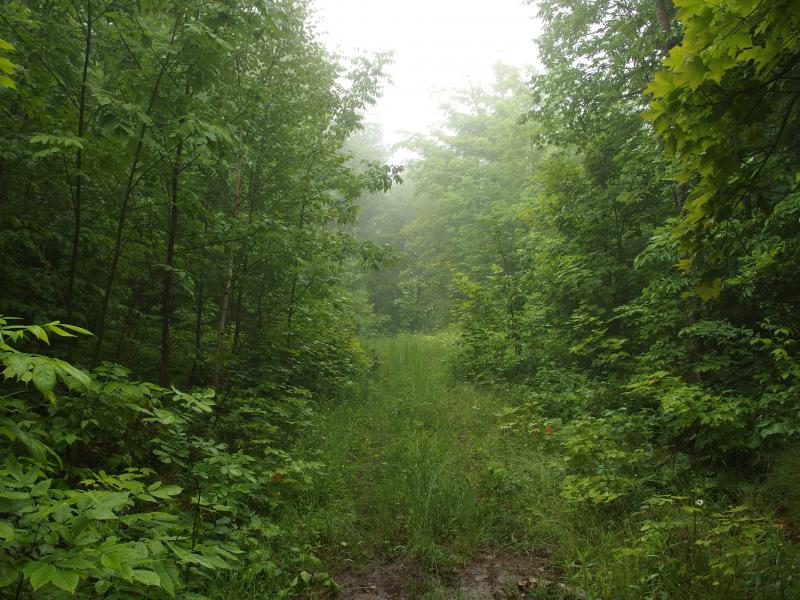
[
  {"left": 66, "top": 0, "right": 92, "bottom": 319},
  {"left": 212, "top": 156, "right": 242, "bottom": 389},
  {"left": 159, "top": 139, "right": 182, "bottom": 386},
  {"left": 232, "top": 281, "right": 244, "bottom": 354},
  {"left": 92, "top": 15, "right": 179, "bottom": 365},
  {"left": 284, "top": 194, "right": 305, "bottom": 347},
  {"left": 188, "top": 274, "right": 204, "bottom": 386},
  {"left": 286, "top": 146, "right": 319, "bottom": 348},
  {"left": 654, "top": 0, "right": 676, "bottom": 54}
]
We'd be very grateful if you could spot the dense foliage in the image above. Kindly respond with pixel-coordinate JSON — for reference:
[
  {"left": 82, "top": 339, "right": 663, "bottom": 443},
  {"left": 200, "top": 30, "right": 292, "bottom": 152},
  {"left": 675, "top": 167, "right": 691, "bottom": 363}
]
[
  {"left": 3, "top": 0, "right": 800, "bottom": 597},
  {"left": 358, "top": 0, "right": 800, "bottom": 596},
  {"left": 0, "top": 0, "right": 399, "bottom": 597}
]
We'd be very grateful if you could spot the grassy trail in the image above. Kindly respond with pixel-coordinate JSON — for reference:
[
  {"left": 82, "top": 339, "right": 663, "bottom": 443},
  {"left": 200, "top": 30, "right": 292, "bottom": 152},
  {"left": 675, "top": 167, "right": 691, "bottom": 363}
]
[
  {"left": 213, "top": 333, "right": 800, "bottom": 600},
  {"left": 288, "top": 334, "right": 570, "bottom": 598}
]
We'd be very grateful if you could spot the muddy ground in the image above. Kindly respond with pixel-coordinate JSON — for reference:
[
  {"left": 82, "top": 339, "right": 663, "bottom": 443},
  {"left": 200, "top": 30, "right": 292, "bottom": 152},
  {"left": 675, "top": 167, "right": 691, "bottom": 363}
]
[{"left": 331, "top": 550, "right": 581, "bottom": 599}]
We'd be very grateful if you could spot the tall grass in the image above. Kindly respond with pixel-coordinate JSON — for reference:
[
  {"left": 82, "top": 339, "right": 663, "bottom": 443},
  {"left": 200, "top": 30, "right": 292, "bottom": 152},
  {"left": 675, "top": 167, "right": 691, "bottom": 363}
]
[
  {"left": 295, "top": 333, "right": 520, "bottom": 566},
  {"left": 214, "top": 334, "right": 800, "bottom": 599},
  {"left": 212, "top": 334, "right": 633, "bottom": 597}
]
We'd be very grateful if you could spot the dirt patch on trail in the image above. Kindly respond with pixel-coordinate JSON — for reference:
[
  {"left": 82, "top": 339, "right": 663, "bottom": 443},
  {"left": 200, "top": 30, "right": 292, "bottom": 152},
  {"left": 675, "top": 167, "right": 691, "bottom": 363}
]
[
  {"left": 331, "top": 556, "right": 423, "bottom": 599},
  {"left": 330, "top": 550, "right": 579, "bottom": 599},
  {"left": 455, "top": 551, "right": 551, "bottom": 599}
]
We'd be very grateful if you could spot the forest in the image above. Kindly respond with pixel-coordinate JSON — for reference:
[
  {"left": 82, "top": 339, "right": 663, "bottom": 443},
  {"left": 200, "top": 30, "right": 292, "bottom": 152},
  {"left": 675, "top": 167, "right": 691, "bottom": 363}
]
[{"left": 1, "top": 0, "right": 800, "bottom": 598}]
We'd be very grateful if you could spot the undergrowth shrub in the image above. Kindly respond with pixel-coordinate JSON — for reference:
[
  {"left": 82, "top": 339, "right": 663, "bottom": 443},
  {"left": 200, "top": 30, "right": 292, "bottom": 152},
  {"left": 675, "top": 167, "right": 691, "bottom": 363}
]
[
  {"left": 493, "top": 346, "right": 800, "bottom": 597},
  {"left": 619, "top": 496, "right": 799, "bottom": 598},
  {"left": 0, "top": 318, "right": 345, "bottom": 598}
]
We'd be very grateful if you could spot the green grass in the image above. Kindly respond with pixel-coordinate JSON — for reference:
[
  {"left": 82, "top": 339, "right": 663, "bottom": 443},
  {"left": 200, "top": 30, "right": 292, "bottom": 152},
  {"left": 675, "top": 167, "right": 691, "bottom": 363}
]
[
  {"left": 209, "top": 333, "right": 646, "bottom": 598},
  {"left": 210, "top": 333, "right": 800, "bottom": 599},
  {"left": 292, "top": 333, "right": 558, "bottom": 566}
]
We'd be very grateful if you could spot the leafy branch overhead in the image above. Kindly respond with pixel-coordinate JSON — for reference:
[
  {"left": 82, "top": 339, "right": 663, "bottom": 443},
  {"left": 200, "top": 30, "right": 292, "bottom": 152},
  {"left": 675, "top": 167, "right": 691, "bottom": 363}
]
[{"left": 645, "top": 0, "right": 800, "bottom": 265}]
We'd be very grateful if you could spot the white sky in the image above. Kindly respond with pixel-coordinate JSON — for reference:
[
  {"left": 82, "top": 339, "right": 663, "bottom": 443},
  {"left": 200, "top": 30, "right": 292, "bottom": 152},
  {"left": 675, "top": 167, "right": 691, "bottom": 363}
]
[{"left": 311, "top": 0, "right": 542, "bottom": 150}]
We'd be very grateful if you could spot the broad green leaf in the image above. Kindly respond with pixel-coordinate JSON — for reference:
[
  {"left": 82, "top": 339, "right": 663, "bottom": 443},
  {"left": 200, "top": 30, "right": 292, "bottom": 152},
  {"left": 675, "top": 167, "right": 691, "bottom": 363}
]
[
  {"left": 50, "top": 569, "right": 79, "bottom": 593},
  {"left": 760, "top": 422, "right": 789, "bottom": 437},
  {"left": 3, "top": 353, "right": 31, "bottom": 379},
  {"left": 695, "top": 278, "right": 721, "bottom": 302},
  {"left": 60, "top": 323, "right": 93, "bottom": 336},
  {"left": 131, "top": 569, "right": 161, "bottom": 587},
  {"left": 0, "top": 521, "right": 14, "bottom": 541},
  {"left": 0, "top": 57, "right": 14, "bottom": 75},
  {"left": 95, "top": 491, "right": 132, "bottom": 509},
  {"left": 149, "top": 484, "right": 182, "bottom": 499},
  {"left": 28, "top": 563, "right": 56, "bottom": 591},
  {"left": 100, "top": 551, "right": 122, "bottom": 569},
  {"left": 28, "top": 325, "right": 49, "bottom": 344},
  {"left": 55, "top": 556, "right": 94, "bottom": 571},
  {"left": 30, "top": 478, "right": 51, "bottom": 497},
  {"left": 32, "top": 362, "right": 57, "bottom": 397},
  {"left": 166, "top": 542, "right": 216, "bottom": 568},
  {"left": 152, "top": 561, "right": 178, "bottom": 597},
  {"left": 46, "top": 324, "right": 76, "bottom": 337},
  {"left": 54, "top": 359, "right": 91, "bottom": 387}
]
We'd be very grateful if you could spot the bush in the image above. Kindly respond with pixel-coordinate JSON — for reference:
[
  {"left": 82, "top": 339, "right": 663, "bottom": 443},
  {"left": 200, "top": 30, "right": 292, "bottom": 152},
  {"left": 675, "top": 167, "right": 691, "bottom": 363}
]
[{"left": 0, "top": 318, "right": 334, "bottom": 597}]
